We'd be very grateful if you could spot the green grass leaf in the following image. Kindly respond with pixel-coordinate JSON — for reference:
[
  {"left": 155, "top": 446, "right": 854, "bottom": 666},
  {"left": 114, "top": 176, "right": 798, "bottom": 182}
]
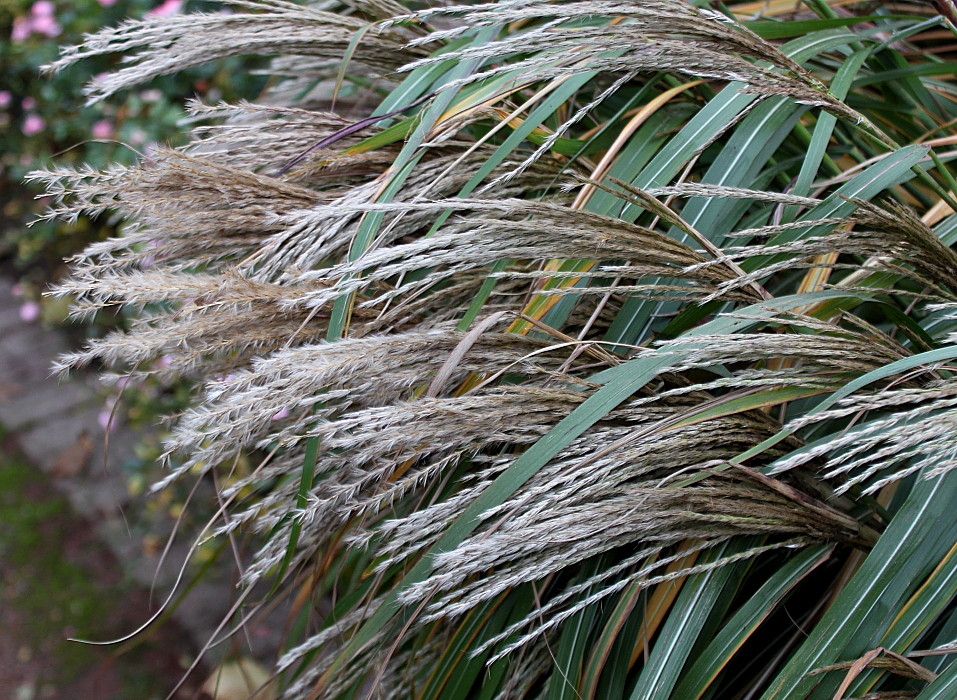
[
  {"left": 761, "top": 471, "right": 957, "bottom": 699},
  {"left": 628, "top": 540, "right": 750, "bottom": 700},
  {"left": 672, "top": 545, "right": 833, "bottom": 700}
]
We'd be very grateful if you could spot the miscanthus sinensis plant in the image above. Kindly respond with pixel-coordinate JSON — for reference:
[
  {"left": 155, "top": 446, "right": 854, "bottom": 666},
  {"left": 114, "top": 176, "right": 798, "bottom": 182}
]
[{"left": 32, "top": 0, "right": 957, "bottom": 696}]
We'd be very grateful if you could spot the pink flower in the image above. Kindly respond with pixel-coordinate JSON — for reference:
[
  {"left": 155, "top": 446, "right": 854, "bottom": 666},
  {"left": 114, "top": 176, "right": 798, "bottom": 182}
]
[
  {"left": 31, "top": 13, "right": 61, "bottom": 37},
  {"left": 91, "top": 119, "right": 113, "bottom": 139},
  {"left": 31, "top": 1, "right": 55, "bottom": 17},
  {"left": 0, "top": 91, "right": 11, "bottom": 108},
  {"left": 11, "top": 17, "right": 32, "bottom": 42},
  {"left": 22, "top": 114, "right": 44, "bottom": 136},
  {"left": 113, "top": 376, "right": 134, "bottom": 391},
  {"left": 140, "top": 238, "right": 161, "bottom": 267},
  {"left": 147, "top": 0, "right": 182, "bottom": 17},
  {"left": 21, "top": 96, "right": 36, "bottom": 110},
  {"left": 129, "top": 128, "right": 147, "bottom": 144},
  {"left": 98, "top": 408, "right": 117, "bottom": 433},
  {"left": 97, "top": 0, "right": 117, "bottom": 5},
  {"left": 270, "top": 407, "right": 290, "bottom": 421},
  {"left": 19, "top": 301, "right": 41, "bottom": 323}
]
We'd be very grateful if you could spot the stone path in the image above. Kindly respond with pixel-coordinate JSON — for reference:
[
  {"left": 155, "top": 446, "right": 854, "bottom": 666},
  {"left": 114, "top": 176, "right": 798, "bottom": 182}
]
[
  {"left": 0, "top": 277, "right": 135, "bottom": 520},
  {"left": 0, "top": 440, "right": 207, "bottom": 699},
  {"left": 0, "top": 273, "right": 275, "bottom": 697}
]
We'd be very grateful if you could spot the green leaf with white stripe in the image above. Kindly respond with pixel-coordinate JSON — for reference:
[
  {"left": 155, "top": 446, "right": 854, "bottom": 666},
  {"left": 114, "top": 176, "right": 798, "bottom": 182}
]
[
  {"left": 760, "top": 470, "right": 957, "bottom": 699},
  {"left": 628, "top": 541, "right": 747, "bottom": 700},
  {"left": 672, "top": 545, "right": 833, "bottom": 700}
]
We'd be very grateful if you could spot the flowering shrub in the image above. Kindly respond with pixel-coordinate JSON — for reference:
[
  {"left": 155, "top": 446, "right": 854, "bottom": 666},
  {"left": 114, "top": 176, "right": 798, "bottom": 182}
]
[
  {"left": 1, "top": 0, "right": 261, "bottom": 298},
  {"left": 2, "top": 0, "right": 261, "bottom": 474}
]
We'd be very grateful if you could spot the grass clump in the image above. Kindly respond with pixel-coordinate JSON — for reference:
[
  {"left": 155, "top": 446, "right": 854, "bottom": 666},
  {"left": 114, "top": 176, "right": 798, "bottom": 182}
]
[{"left": 33, "top": 0, "right": 957, "bottom": 697}]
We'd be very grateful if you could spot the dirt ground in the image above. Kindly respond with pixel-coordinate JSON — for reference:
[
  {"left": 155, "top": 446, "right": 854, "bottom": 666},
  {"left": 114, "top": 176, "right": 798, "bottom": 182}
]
[{"left": 0, "top": 432, "right": 210, "bottom": 700}]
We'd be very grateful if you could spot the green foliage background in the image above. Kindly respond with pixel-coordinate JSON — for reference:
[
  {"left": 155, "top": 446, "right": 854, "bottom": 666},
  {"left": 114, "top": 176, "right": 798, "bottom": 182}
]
[{"left": 1, "top": 0, "right": 262, "bottom": 283}]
